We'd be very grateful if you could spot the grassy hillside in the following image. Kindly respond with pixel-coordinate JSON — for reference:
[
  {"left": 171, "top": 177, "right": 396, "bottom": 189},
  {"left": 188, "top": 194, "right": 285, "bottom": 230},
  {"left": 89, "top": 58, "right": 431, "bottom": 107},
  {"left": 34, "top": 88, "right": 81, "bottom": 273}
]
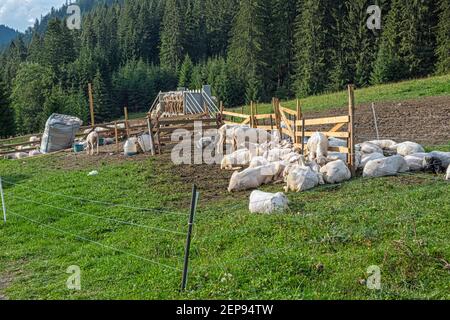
[
  {"left": 236, "top": 74, "right": 450, "bottom": 114},
  {"left": 0, "top": 146, "right": 449, "bottom": 299}
]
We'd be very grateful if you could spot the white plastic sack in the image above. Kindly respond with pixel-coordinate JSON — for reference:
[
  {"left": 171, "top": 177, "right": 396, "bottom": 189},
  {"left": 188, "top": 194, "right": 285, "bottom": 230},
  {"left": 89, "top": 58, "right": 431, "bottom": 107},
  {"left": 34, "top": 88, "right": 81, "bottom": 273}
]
[
  {"left": 138, "top": 134, "right": 153, "bottom": 152},
  {"left": 249, "top": 191, "right": 289, "bottom": 214},
  {"left": 40, "top": 114, "right": 83, "bottom": 154},
  {"left": 363, "top": 155, "right": 409, "bottom": 178}
]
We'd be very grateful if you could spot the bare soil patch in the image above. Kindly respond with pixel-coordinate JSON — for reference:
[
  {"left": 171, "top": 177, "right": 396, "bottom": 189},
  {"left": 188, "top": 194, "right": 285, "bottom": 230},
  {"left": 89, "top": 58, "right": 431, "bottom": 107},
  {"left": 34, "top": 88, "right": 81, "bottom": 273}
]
[{"left": 307, "top": 96, "right": 450, "bottom": 145}]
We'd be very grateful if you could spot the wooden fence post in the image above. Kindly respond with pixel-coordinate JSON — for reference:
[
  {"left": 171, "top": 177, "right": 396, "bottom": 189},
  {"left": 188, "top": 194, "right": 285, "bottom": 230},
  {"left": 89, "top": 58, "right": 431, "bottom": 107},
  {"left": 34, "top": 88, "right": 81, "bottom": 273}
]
[
  {"left": 88, "top": 83, "right": 95, "bottom": 127},
  {"left": 114, "top": 121, "right": 119, "bottom": 154},
  {"left": 124, "top": 107, "right": 130, "bottom": 137},
  {"left": 296, "top": 99, "right": 302, "bottom": 145},
  {"left": 348, "top": 85, "right": 356, "bottom": 177}
]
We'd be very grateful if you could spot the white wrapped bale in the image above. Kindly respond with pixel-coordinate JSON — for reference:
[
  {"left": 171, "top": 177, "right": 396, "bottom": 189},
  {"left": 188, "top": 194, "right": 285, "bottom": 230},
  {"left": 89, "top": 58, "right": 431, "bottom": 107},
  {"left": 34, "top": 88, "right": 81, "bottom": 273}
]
[
  {"left": 249, "top": 191, "right": 289, "bottom": 214},
  {"left": 320, "top": 160, "right": 352, "bottom": 184},
  {"left": 284, "top": 166, "right": 321, "bottom": 192},
  {"left": 404, "top": 153, "right": 428, "bottom": 171},
  {"left": 358, "top": 153, "right": 385, "bottom": 170},
  {"left": 392, "top": 142, "right": 425, "bottom": 156},
  {"left": 363, "top": 155, "right": 409, "bottom": 178}
]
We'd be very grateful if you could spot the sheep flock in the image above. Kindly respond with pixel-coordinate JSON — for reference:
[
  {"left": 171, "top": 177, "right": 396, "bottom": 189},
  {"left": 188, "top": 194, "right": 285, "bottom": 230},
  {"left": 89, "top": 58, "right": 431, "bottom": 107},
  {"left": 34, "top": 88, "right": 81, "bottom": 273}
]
[{"left": 205, "top": 124, "right": 449, "bottom": 213}]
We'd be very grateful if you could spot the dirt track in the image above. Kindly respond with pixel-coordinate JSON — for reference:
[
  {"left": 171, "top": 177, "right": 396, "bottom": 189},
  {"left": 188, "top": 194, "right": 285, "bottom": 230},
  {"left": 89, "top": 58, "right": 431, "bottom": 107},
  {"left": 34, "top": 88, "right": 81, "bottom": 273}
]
[{"left": 307, "top": 96, "right": 450, "bottom": 145}]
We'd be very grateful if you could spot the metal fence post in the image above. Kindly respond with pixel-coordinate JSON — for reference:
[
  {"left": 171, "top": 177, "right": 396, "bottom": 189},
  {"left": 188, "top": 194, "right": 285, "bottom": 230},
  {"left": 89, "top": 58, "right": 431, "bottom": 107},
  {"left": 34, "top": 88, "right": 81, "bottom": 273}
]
[
  {"left": 181, "top": 184, "right": 199, "bottom": 291},
  {"left": 0, "top": 177, "right": 6, "bottom": 223}
]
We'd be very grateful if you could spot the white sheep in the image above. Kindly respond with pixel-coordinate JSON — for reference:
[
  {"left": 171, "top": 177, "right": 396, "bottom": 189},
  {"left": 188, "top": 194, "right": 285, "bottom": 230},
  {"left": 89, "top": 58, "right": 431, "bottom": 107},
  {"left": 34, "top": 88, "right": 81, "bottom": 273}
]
[
  {"left": 404, "top": 153, "right": 428, "bottom": 171},
  {"left": 356, "top": 142, "right": 383, "bottom": 155},
  {"left": 28, "top": 150, "right": 42, "bottom": 157},
  {"left": 358, "top": 152, "right": 385, "bottom": 170},
  {"left": 249, "top": 191, "right": 289, "bottom": 214},
  {"left": 320, "top": 160, "right": 352, "bottom": 184},
  {"left": 221, "top": 149, "right": 251, "bottom": 170},
  {"left": 327, "top": 152, "right": 347, "bottom": 163},
  {"left": 307, "top": 132, "right": 328, "bottom": 166},
  {"left": 264, "top": 148, "right": 294, "bottom": 162},
  {"left": 427, "top": 151, "right": 450, "bottom": 168},
  {"left": 363, "top": 155, "right": 409, "bottom": 178},
  {"left": 391, "top": 142, "right": 425, "bottom": 156},
  {"left": 367, "top": 140, "right": 397, "bottom": 150},
  {"left": 228, "top": 163, "right": 284, "bottom": 192},
  {"left": 232, "top": 127, "right": 279, "bottom": 152},
  {"left": 329, "top": 137, "right": 347, "bottom": 148},
  {"left": 446, "top": 166, "right": 450, "bottom": 181},
  {"left": 216, "top": 124, "right": 241, "bottom": 154},
  {"left": 284, "top": 166, "right": 321, "bottom": 192},
  {"left": 249, "top": 156, "right": 270, "bottom": 168},
  {"left": 86, "top": 131, "right": 99, "bottom": 156}
]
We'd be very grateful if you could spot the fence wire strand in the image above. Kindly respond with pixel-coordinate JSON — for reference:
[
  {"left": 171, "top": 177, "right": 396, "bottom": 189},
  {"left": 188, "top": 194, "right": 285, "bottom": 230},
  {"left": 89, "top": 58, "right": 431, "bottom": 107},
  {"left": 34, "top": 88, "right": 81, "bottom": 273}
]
[
  {"left": 7, "top": 209, "right": 183, "bottom": 272},
  {"left": 6, "top": 193, "right": 186, "bottom": 236},
  {"left": 1, "top": 178, "right": 189, "bottom": 217}
]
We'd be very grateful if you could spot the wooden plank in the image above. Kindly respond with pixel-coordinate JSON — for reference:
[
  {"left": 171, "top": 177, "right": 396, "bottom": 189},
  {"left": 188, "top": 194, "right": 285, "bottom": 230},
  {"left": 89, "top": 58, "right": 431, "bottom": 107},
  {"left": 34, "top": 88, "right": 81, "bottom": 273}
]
[
  {"left": 296, "top": 131, "right": 350, "bottom": 138},
  {"left": 158, "top": 118, "right": 217, "bottom": 126},
  {"left": 0, "top": 140, "right": 41, "bottom": 149},
  {"left": 279, "top": 109, "right": 295, "bottom": 139},
  {"left": 222, "top": 111, "right": 250, "bottom": 119},
  {"left": 256, "top": 125, "right": 277, "bottom": 131},
  {"left": 330, "top": 123, "right": 346, "bottom": 132},
  {"left": 0, "top": 147, "right": 39, "bottom": 155},
  {"left": 329, "top": 147, "right": 350, "bottom": 153},
  {"left": 253, "top": 114, "right": 275, "bottom": 120},
  {"left": 296, "top": 116, "right": 350, "bottom": 126},
  {"left": 279, "top": 105, "right": 297, "bottom": 116},
  {"left": 348, "top": 85, "right": 356, "bottom": 176},
  {"left": 158, "top": 124, "right": 218, "bottom": 133}
]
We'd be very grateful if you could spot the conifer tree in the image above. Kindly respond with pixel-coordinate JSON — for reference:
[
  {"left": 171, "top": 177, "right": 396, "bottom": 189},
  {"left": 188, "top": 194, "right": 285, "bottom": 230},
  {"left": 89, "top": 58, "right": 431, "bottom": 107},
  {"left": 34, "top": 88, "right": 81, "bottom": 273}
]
[
  {"left": 160, "top": 0, "right": 184, "bottom": 72},
  {"left": 0, "top": 79, "right": 14, "bottom": 138},
  {"left": 436, "top": 0, "right": 450, "bottom": 74},
  {"left": 178, "top": 55, "right": 194, "bottom": 88},
  {"left": 92, "top": 70, "right": 112, "bottom": 123}
]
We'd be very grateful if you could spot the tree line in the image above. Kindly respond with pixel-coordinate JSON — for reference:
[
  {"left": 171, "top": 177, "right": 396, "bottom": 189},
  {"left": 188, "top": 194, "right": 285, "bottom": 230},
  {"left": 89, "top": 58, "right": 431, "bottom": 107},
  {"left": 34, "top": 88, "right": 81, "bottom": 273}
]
[{"left": 0, "top": 0, "right": 449, "bottom": 137}]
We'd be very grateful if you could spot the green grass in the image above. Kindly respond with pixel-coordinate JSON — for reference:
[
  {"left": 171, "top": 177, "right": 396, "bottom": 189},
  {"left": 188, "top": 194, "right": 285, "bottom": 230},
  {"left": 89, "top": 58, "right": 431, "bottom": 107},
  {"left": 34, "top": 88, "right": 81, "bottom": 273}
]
[
  {"left": 0, "top": 146, "right": 449, "bottom": 300},
  {"left": 235, "top": 74, "right": 450, "bottom": 114}
]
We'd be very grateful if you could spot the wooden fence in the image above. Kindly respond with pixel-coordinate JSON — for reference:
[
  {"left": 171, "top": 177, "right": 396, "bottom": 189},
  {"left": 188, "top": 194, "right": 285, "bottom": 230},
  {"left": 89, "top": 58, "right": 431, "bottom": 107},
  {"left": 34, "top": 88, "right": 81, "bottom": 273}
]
[{"left": 218, "top": 85, "right": 357, "bottom": 175}]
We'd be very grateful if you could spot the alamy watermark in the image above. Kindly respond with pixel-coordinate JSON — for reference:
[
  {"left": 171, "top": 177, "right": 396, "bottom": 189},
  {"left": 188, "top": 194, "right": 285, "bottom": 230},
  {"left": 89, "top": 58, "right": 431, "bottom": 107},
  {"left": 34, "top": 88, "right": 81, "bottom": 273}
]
[
  {"left": 367, "top": 265, "right": 381, "bottom": 290},
  {"left": 66, "top": 4, "right": 81, "bottom": 30},
  {"left": 367, "top": 5, "right": 382, "bottom": 31},
  {"left": 66, "top": 265, "right": 81, "bottom": 291}
]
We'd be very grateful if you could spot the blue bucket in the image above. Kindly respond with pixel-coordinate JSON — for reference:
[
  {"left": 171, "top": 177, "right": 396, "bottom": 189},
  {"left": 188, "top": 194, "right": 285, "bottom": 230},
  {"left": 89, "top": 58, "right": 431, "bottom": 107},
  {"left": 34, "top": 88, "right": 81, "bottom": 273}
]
[{"left": 73, "top": 143, "right": 84, "bottom": 153}]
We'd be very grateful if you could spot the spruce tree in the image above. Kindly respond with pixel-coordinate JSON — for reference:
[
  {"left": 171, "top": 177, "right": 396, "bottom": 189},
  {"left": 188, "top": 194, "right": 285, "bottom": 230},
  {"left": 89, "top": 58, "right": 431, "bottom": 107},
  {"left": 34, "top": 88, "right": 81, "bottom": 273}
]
[
  {"left": 178, "top": 55, "right": 194, "bottom": 88},
  {"left": 436, "top": 0, "right": 450, "bottom": 74},
  {"left": 294, "top": 0, "right": 335, "bottom": 97},
  {"left": 0, "top": 79, "right": 14, "bottom": 138},
  {"left": 92, "top": 70, "right": 112, "bottom": 123},
  {"left": 160, "top": 0, "right": 184, "bottom": 73}
]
